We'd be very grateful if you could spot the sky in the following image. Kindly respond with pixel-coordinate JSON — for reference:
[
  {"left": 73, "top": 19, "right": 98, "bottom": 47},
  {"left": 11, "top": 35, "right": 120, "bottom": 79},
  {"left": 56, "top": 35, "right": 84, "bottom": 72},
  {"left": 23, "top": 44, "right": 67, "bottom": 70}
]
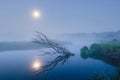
[{"left": 0, "top": 0, "right": 120, "bottom": 41}]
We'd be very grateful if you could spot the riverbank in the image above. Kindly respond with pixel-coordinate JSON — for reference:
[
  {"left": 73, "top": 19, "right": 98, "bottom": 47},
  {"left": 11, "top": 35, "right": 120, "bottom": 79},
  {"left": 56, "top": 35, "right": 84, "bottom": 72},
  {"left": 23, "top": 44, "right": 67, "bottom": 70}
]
[{"left": 80, "top": 40, "right": 120, "bottom": 67}]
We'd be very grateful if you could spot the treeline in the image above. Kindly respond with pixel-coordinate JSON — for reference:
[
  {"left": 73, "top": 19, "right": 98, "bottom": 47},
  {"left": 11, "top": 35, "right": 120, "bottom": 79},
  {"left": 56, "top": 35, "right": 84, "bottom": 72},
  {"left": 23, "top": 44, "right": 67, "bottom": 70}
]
[{"left": 80, "top": 41, "right": 120, "bottom": 59}]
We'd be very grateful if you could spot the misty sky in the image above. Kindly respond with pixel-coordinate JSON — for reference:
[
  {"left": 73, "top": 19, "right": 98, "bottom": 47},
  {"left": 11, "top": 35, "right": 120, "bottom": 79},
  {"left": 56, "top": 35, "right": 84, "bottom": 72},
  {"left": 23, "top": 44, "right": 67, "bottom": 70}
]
[{"left": 0, "top": 0, "right": 120, "bottom": 41}]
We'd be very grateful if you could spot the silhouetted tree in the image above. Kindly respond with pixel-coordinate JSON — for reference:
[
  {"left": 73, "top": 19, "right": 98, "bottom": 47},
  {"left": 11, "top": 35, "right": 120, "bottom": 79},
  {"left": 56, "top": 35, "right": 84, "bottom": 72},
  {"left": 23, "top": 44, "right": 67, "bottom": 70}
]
[
  {"left": 34, "top": 32, "right": 74, "bottom": 55},
  {"left": 81, "top": 46, "right": 89, "bottom": 59}
]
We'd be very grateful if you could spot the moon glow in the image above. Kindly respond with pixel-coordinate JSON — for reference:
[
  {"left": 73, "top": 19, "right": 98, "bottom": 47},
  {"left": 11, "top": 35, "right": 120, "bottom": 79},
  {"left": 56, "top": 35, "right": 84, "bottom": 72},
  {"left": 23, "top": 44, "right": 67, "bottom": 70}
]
[{"left": 32, "top": 10, "right": 41, "bottom": 19}]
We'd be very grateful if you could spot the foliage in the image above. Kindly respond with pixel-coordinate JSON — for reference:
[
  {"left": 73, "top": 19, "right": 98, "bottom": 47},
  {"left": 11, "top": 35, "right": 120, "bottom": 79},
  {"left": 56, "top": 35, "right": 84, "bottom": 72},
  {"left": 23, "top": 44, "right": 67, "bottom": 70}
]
[
  {"left": 90, "top": 44, "right": 103, "bottom": 55},
  {"left": 80, "top": 46, "right": 89, "bottom": 59},
  {"left": 80, "top": 41, "right": 120, "bottom": 59}
]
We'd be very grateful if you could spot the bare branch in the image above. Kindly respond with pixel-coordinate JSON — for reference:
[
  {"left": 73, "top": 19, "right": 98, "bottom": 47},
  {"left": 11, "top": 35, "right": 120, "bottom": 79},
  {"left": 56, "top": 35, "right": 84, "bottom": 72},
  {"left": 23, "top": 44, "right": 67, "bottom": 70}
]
[{"left": 33, "top": 32, "right": 74, "bottom": 55}]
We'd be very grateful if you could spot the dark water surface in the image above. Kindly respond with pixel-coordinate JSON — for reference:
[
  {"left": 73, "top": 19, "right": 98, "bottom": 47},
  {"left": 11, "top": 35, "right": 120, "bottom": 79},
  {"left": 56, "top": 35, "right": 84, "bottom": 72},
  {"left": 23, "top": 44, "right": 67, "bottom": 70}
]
[{"left": 0, "top": 40, "right": 117, "bottom": 80}]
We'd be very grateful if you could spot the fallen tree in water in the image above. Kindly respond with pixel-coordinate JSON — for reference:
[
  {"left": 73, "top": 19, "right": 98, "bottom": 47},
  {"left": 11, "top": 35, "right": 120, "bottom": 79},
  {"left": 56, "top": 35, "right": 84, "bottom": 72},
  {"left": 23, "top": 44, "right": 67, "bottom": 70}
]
[
  {"left": 34, "top": 32, "right": 74, "bottom": 55},
  {"left": 32, "top": 32, "right": 74, "bottom": 78}
]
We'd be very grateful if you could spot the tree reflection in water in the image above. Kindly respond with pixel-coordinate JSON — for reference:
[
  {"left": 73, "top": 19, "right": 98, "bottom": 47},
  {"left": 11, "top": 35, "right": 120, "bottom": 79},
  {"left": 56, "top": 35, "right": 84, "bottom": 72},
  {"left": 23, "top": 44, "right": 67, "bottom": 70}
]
[
  {"left": 90, "top": 68, "right": 120, "bottom": 80},
  {"left": 37, "top": 53, "right": 74, "bottom": 74},
  {"left": 32, "top": 51, "right": 74, "bottom": 80}
]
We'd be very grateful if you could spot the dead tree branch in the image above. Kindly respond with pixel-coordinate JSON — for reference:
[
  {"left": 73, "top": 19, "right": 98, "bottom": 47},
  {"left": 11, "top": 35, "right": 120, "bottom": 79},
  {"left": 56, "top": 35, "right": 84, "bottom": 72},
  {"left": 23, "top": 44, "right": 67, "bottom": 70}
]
[{"left": 33, "top": 32, "right": 74, "bottom": 55}]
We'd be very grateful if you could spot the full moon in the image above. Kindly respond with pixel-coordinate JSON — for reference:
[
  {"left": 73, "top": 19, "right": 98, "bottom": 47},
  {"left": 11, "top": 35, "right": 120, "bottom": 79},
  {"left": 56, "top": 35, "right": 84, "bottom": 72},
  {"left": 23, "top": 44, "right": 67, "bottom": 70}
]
[{"left": 32, "top": 10, "right": 41, "bottom": 19}]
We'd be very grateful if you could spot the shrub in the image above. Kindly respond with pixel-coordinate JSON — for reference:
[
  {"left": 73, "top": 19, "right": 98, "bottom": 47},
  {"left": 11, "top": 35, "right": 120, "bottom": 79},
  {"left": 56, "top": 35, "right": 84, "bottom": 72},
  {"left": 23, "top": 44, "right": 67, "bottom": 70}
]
[{"left": 80, "top": 46, "right": 89, "bottom": 59}]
